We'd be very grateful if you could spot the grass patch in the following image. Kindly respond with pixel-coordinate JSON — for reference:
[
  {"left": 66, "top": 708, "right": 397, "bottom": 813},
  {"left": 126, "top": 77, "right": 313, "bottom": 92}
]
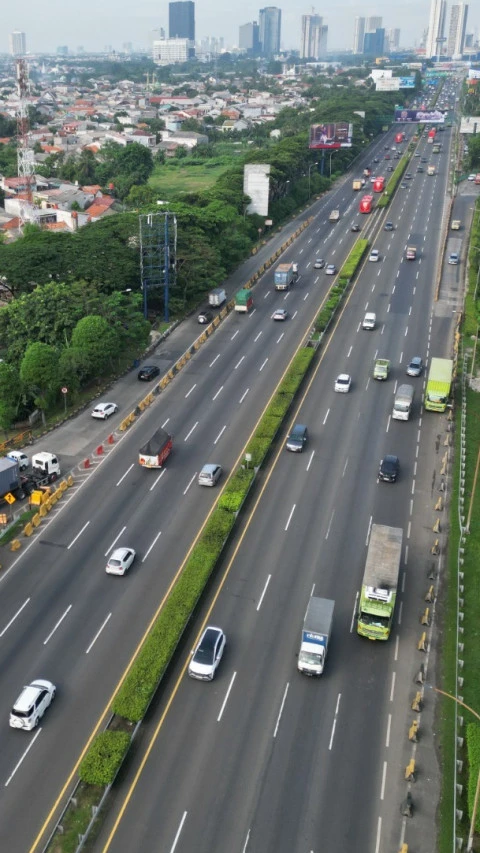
[
  {"left": 440, "top": 377, "right": 480, "bottom": 852},
  {"left": 0, "top": 509, "right": 37, "bottom": 546},
  {"left": 149, "top": 161, "right": 232, "bottom": 197},
  {"left": 45, "top": 782, "right": 104, "bottom": 853}
]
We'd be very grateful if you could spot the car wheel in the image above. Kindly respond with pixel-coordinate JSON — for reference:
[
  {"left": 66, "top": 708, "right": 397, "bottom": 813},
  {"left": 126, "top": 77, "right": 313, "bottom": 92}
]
[
  {"left": 51, "top": 689, "right": 56, "bottom": 701},
  {"left": 34, "top": 716, "right": 40, "bottom": 727}
]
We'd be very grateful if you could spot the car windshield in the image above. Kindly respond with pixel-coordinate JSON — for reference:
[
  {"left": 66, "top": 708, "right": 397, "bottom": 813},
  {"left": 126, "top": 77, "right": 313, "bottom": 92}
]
[
  {"left": 359, "top": 611, "right": 389, "bottom": 628},
  {"left": 298, "top": 650, "right": 323, "bottom": 666}
]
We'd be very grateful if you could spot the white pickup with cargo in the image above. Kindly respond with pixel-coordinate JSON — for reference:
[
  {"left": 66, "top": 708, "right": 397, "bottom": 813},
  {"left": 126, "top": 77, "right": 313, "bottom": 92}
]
[
  {"left": 328, "top": 209, "right": 340, "bottom": 222},
  {"left": 297, "top": 597, "right": 334, "bottom": 676},
  {"left": 392, "top": 383, "right": 414, "bottom": 421}
]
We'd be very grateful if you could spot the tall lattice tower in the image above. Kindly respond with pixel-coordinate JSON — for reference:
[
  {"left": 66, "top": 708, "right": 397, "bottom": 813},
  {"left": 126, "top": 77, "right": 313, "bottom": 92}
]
[{"left": 16, "top": 58, "right": 38, "bottom": 225}]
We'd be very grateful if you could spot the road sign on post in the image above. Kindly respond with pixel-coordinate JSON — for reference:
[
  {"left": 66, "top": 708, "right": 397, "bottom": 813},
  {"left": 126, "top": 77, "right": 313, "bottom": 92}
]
[{"left": 61, "top": 386, "right": 68, "bottom": 414}]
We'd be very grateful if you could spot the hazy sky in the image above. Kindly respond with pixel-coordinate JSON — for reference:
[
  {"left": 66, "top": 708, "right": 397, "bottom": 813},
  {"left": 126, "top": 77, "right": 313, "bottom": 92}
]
[{"left": 3, "top": 0, "right": 477, "bottom": 54}]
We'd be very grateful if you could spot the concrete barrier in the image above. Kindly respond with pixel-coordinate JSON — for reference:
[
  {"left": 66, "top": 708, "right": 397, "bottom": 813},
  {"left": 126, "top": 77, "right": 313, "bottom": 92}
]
[
  {"left": 415, "top": 664, "right": 425, "bottom": 684},
  {"left": 405, "top": 759, "right": 416, "bottom": 781},
  {"left": 417, "top": 631, "right": 428, "bottom": 652},
  {"left": 421, "top": 607, "right": 431, "bottom": 626},
  {"left": 425, "top": 585, "right": 435, "bottom": 603},
  {"left": 435, "top": 495, "right": 443, "bottom": 511},
  {"left": 411, "top": 691, "right": 423, "bottom": 712},
  {"left": 431, "top": 538, "right": 440, "bottom": 555}
]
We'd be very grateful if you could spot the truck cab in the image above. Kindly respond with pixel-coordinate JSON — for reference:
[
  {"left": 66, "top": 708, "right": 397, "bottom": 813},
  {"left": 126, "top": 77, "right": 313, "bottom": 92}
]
[{"left": 32, "top": 453, "right": 60, "bottom": 483}]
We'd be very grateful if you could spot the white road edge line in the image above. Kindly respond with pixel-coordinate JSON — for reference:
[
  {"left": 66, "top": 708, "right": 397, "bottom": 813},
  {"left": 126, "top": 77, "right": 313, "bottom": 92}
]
[
  {"left": 170, "top": 811, "right": 188, "bottom": 853},
  {"left": 217, "top": 672, "right": 236, "bottom": 722}
]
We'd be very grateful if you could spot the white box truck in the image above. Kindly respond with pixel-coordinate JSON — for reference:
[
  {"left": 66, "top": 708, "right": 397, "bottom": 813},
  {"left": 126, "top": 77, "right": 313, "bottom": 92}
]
[{"left": 297, "top": 597, "right": 334, "bottom": 676}]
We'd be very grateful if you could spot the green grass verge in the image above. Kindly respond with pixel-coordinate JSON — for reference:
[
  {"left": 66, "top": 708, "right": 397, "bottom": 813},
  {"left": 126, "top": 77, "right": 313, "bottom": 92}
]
[
  {"left": 148, "top": 160, "right": 232, "bottom": 197},
  {"left": 45, "top": 782, "right": 104, "bottom": 853},
  {"left": 0, "top": 509, "right": 37, "bottom": 546}
]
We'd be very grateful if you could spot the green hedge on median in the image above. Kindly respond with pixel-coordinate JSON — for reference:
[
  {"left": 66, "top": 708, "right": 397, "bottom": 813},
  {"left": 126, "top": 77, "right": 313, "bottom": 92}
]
[
  {"left": 467, "top": 722, "right": 480, "bottom": 832},
  {"left": 79, "top": 731, "right": 131, "bottom": 786}
]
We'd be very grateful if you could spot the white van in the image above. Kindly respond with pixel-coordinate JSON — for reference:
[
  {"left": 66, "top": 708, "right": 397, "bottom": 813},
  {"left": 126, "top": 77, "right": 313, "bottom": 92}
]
[
  {"left": 362, "top": 312, "right": 376, "bottom": 330},
  {"left": 392, "top": 384, "right": 414, "bottom": 421}
]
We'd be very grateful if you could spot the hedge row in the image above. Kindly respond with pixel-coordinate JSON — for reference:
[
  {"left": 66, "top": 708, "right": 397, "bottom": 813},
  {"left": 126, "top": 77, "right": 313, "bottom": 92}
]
[
  {"left": 467, "top": 722, "right": 480, "bottom": 832},
  {"left": 79, "top": 731, "right": 131, "bottom": 786},
  {"left": 104, "top": 346, "right": 315, "bottom": 725},
  {"left": 314, "top": 239, "right": 369, "bottom": 334},
  {"left": 377, "top": 155, "right": 410, "bottom": 208}
]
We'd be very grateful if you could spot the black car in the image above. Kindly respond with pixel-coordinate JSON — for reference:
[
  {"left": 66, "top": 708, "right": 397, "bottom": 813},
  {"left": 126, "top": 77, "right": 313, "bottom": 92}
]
[
  {"left": 378, "top": 455, "right": 400, "bottom": 483},
  {"left": 198, "top": 309, "right": 214, "bottom": 325},
  {"left": 351, "top": 223, "right": 361, "bottom": 232},
  {"left": 286, "top": 424, "right": 308, "bottom": 452},
  {"left": 138, "top": 364, "right": 160, "bottom": 381}
]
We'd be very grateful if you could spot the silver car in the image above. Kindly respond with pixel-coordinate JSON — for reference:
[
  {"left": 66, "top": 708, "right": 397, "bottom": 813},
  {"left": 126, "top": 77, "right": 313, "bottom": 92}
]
[
  {"left": 406, "top": 356, "right": 423, "bottom": 377},
  {"left": 198, "top": 464, "right": 222, "bottom": 487}
]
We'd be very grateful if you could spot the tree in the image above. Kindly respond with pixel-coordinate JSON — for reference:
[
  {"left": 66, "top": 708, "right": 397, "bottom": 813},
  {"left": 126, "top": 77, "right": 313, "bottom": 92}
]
[
  {"left": 0, "top": 363, "right": 21, "bottom": 430},
  {"left": 20, "top": 342, "right": 59, "bottom": 420},
  {"left": 71, "top": 315, "right": 119, "bottom": 377}
]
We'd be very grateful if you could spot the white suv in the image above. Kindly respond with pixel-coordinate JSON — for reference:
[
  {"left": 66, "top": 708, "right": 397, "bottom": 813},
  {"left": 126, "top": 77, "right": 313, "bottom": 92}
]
[{"left": 10, "top": 679, "right": 56, "bottom": 730}]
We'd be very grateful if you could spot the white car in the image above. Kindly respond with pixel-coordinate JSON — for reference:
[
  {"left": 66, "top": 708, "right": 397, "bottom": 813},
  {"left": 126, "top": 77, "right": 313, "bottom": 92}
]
[
  {"left": 106, "top": 547, "right": 136, "bottom": 576},
  {"left": 91, "top": 402, "right": 118, "bottom": 420},
  {"left": 362, "top": 312, "right": 376, "bottom": 330},
  {"left": 272, "top": 308, "right": 288, "bottom": 321},
  {"left": 7, "top": 450, "right": 29, "bottom": 471},
  {"left": 188, "top": 626, "right": 226, "bottom": 681},
  {"left": 448, "top": 252, "right": 459, "bottom": 265},
  {"left": 10, "top": 679, "right": 56, "bottom": 730},
  {"left": 334, "top": 374, "right": 351, "bottom": 393},
  {"left": 468, "top": 174, "right": 476, "bottom": 181},
  {"left": 369, "top": 249, "right": 380, "bottom": 262},
  {"left": 325, "top": 264, "right": 337, "bottom": 275}
]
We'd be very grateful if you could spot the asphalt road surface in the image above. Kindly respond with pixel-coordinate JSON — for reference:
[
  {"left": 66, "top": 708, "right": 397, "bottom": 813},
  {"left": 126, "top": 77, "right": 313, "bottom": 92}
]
[{"left": 89, "top": 131, "right": 456, "bottom": 853}]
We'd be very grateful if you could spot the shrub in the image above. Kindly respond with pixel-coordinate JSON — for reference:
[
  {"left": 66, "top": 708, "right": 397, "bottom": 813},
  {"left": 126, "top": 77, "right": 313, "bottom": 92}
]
[
  {"left": 244, "top": 436, "right": 272, "bottom": 466},
  {"left": 202, "top": 508, "right": 236, "bottom": 548},
  {"left": 467, "top": 722, "right": 480, "bottom": 831},
  {"left": 79, "top": 731, "right": 131, "bottom": 785},
  {"left": 256, "top": 414, "right": 283, "bottom": 438}
]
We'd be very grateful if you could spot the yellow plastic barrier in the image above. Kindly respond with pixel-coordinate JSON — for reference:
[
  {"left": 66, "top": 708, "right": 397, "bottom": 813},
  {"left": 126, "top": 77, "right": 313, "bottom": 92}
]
[
  {"left": 10, "top": 539, "right": 21, "bottom": 551},
  {"left": 32, "top": 514, "right": 41, "bottom": 528},
  {"left": 23, "top": 522, "right": 34, "bottom": 537}
]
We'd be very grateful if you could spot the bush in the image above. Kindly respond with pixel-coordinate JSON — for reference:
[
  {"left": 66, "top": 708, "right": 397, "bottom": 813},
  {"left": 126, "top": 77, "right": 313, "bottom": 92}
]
[
  {"left": 218, "top": 468, "right": 255, "bottom": 511},
  {"left": 79, "top": 731, "right": 131, "bottom": 785},
  {"left": 202, "top": 508, "right": 236, "bottom": 548},
  {"left": 266, "top": 392, "right": 294, "bottom": 419},
  {"left": 256, "top": 414, "right": 283, "bottom": 438},
  {"left": 244, "top": 436, "right": 272, "bottom": 466},
  {"left": 467, "top": 722, "right": 480, "bottom": 831}
]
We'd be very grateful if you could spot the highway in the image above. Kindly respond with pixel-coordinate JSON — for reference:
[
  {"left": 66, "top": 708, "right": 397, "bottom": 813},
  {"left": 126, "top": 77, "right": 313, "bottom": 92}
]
[
  {"left": 0, "top": 130, "right": 400, "bottom": 851},
  {"left": 91, "top": 130, "right": 455, "bottom": 853}
]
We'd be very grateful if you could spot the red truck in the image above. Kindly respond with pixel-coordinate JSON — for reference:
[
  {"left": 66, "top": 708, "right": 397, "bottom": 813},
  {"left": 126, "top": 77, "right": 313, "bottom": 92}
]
[
  {"left": 395, "top": 132, "right": 404, "bottom": 144},
  {"left": 359, "top": 194, "right": 373, "bottom": 214},
  {"left": 139, "top": 428, "right": 173, "bottom": 468},
  {"left": 373, "top": 176, "right": 385, "bottom": 193},
  {"left": 427, "top": 128, "right": 436, "bottom": 143}
]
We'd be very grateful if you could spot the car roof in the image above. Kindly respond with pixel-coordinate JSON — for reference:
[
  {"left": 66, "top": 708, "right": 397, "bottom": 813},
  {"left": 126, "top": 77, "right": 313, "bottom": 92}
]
[
  {"left": 95, "top": 402, "right": 114, "bottom": 409},
  {"left": 410, "top": 356, "right": 422, "bottom": 364},
  {"left": 337, "top": 373, "right": 350, "bottom": 381},
  {"left": 110, "top": 547, "right": 131, "bottom": 560},
  {"left": 198, "top": 626, "right": 224, "bottom": 646},
  {"left": 383, "top": 454, "right": 399, "bottom": 464},
  {"left": 200, "top": 463, "right": 220, "bottom": 475},
  {"left": 13, "top": 680, "right": 53, "bottom": 710}
]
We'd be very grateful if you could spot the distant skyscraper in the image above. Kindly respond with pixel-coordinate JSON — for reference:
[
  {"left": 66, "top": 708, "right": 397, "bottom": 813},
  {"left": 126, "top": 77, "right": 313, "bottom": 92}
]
[
  {"left": 353, "top": 17, "right": 365, "bottom": 53},
  {"left": 426, "top": 0, "right": 447, "bottom": 58},
  {"left": 9, "top": 31, "right": 26, "bottom": 56},
  {"left": 447, "top": 4, "right": 468, "bottom": 57},
  {"left": 366, "top": 17, "right": 382, "bottom": 33},
  {"left": 239, "top": 22, "right": 260, "bottom": 55},
  {"left": 56, "top": 45, "right": 69, "bottom": 55},
  {"left": 363, "top": 28, "right": 385, "bottom": 56},
  {"left": 169, "top": 1, "right": 195, "bottom": 40},
  {"left": 259, "top": 7, "right": 281, "bottom": 57},
  {"left": 387, "top": 28, "right": 401, "bottom": 51},
  {"left": 300, "top": 15, "right": 327, "bottom": 59}
]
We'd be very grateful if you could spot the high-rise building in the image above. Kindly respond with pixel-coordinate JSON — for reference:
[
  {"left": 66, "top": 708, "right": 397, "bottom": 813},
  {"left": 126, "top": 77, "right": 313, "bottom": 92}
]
[
  {"left": 363, "top": 28, "right": 385, "bottom": 56},
  {"left": 353, "top": 17, "right": 365, "bottom": 53},
  {"left": 169, "top": 1, "right": 195, "bottom": 40},
  {"left": 447, "top": 4, "right": 468, "bottom": 57},
  {"left": 366, "top": 16, "right": 382, "bottom": 33},
  {"left": 9, "top": 31, "right": 26, "bottom": 56},
  {"left": 153, "top": 38, "right": 190, "bottom": 64},
  {"left": 300, "top": 14, "right": 327, "bottom": 60},
  {"left": 259, "top": 7, "right": 281, "bottom": 57},
  {"left": 426, "top": 0, "right": 447, "bottom": 58},
  {"left": 239, "top": 22, "right": 260, "bottom": 55},
  {"left": 387, "top": 28, "right": 401, "bottom": 51},
  {"left": 56, "top": 45, "right": 69, "bottom": 55}
]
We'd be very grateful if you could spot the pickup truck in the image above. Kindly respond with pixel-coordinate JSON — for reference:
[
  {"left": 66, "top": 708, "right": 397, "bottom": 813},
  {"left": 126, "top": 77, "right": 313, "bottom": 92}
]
[
  {"left": 406, "top": 246, "right": 417, "bottom": 260},
  {"left": 328, "top": 209, "right": 340, "bottom": 222},
  {"left": 451, "top": 220, "right": 461, "bottom": 230},
  {"left": 373, "top": 358, "right": 390, "bottom": 380}
]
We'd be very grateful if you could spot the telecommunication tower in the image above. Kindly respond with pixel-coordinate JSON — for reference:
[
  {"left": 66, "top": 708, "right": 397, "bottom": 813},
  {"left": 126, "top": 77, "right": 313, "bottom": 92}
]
[
  {"left": 139, "top": 212, "right": 177, "bottom": 321},
  {"left": 16, "top": 58, "right": 38, "bottom": 225}
]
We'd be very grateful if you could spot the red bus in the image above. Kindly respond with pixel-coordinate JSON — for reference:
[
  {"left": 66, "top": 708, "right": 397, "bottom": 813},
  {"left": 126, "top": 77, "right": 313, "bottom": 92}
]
[
  {"left": 395, "top": 132, "right": 404, "bottom": 144},
  {"left": 359, "top": 194, "right": 373, "bottom": 213},
  {"left": 428, "top": 128, "right": 436, "bottom": 143},
  {"left": 373, "top": 176, "right": 385, "bottom": 193}
]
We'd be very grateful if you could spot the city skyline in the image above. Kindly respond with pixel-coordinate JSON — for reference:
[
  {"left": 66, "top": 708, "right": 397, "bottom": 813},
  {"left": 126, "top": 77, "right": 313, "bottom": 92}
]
[{"left": 3, "top": 1, "right": 479, "bottom": 54}]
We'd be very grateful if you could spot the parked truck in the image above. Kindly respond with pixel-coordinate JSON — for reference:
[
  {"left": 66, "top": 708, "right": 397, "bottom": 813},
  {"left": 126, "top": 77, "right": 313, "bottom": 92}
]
[
  {"left": 373, "top": 358, "right": 390, "bottom": 380},
  {"left": 328, "top": 209, "right": 340, "bottom": 223},
  {"left": 406, "top": 246, "right": 417, "bottom": 260},
  {"left": 392, "top": 383, "right": 414, "bottom": 421},
  {"left": 274, "top": 262, "right": 295, "bottom": 291},
  {"left": 139, "top": 429, "right": 173, "bottom": 469},
  {"left": 297, "top": 597, "right": 334, "bottom": 675},
  {"left": 0, "top": 452, "right": 61, "bottom": 503},
  {"left": 357, "top": 524, "right": 403, "bottom": 641},
  {"left": 424, "top": 357, "right": 453, "bottom": 412},
  {"left": 208, "top": 288, "right": 226, "bottom": 307},
  {"left": 359, "top": 194, "right": 373, "bottom": 214},
  {"left": 234, "top": 288, "right": 253, "bottom": 313}
]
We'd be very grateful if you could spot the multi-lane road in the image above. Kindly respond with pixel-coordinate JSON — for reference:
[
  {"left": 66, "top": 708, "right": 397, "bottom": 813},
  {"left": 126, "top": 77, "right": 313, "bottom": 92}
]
[{"left": 0, "top": 126, "right": 457, "bottom": 853}]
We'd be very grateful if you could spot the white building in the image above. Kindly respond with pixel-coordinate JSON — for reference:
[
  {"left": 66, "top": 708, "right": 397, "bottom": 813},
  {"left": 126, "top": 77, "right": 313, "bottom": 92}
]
[
  {"left": 300, "top": 15, "right": 327, "bottom": 60},
  {"left": 447, "top": 4, "right": 468, "bottom": 58},
  {"left": 366, "top": 17, "right": 382, "bottom": 33},
  {"left": 426, "top": 0, "right": 447, "bottom": 58},
  {"left": 153, "top": 38, "right": 190, "bottom": 65},
  {"left": 353, "top": 17, "right": 365, "bottom": 54},
  {"left": 9, "top": 31, "right": 26, "bottom": 56}
]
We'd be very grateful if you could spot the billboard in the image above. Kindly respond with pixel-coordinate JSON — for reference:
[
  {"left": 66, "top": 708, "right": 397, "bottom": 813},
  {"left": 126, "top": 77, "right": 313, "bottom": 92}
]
[
  {"left": 398, "top": 76, "right": 415, "bottom": 88},
  {"left": 376, "top": 78, "right": 400, "bottom": 92},
  {"left": 371, "top": 69, "right": 392, "bottom": 80},
  {"left": 309, "top": 122, "right": 353, "bottom": 149},
  {"left": 394, "top": 108, "right": 445, "bottom": 124},
  {"left": 460, "top": 117, "right": 480, "bottom": 134},
  {"left": 469, "top": 69, "right": 480, "bottom": 79},
  {"left": 244, "top": 164, "right": 270, "bottom": 217}
]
